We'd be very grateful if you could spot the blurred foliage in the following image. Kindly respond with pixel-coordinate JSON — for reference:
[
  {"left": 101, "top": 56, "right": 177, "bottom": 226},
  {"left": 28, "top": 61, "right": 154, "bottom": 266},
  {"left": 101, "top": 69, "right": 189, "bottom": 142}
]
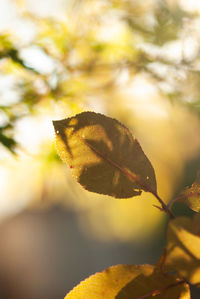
[
  {"left": 1, "top": 0, "right": 200, "bottom": 241},
  {"left": 1, "top": 0, "right": 200, "bottom": 153}
]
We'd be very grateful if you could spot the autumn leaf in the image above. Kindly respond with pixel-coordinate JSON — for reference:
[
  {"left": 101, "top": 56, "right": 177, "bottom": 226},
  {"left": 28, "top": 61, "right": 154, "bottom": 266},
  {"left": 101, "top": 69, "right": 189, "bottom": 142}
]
[
  {"left": 64, "top": 264, "right": 190, "bottom": 299},
  {"left": 165, "top": 215, "right": 200, "bottom": 285},
  {"left": 65, "top": 264, "right": 152, "bottom": 299},
  {"left": 53, "top": 112, "right": 157, "bottom": 198}
]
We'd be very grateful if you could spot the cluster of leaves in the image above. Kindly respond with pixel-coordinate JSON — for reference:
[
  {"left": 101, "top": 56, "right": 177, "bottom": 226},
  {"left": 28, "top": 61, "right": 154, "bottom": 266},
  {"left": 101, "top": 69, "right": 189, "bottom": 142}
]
[
  {"left": 53, "top": 111, "right": 200, "bottom": 298},
  {"left": 0, "top": 0, "right": 200, "bottom": 296}
]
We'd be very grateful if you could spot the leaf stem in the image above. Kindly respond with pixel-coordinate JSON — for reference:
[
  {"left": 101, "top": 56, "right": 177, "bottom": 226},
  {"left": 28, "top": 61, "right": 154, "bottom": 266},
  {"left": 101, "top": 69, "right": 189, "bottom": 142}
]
[
  {"left": 130, "top": 177, "right": 175, "bottom": 218},
  {"left": 167, "top": 196, "right": 182, "bottom": 211},
  {"left": 123, "top": 169, "right": 175, "bottom": 218},
  {"left": 168, "top": 190, "right": 200, "bottom": 211},
  {"left": 136, "top": 279, "right": 186, "bottom": 299},
  {"left": 150, "top": 190, "right": 175, "bottom": 219},
  {"left": 83, "top": 138, "right": 174, "bottom": 218}
]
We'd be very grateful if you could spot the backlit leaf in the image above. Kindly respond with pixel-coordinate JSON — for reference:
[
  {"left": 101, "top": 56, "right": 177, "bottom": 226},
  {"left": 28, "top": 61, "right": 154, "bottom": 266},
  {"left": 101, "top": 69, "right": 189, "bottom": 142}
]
[
  {"left": 53, "top": 112, "right": 157, "bottom": 198},
  {"left": 178, "top": 172, "right": 200, "bottom": 212},
  {"left": 165, "top": 215, "right": 200, "bottom": 285},
  {"left": 65, "top": 264, "right": 152, "bottom": 299},
  {"left": 65, "top": 264, "right": 190, "bottom": 299},
  {"left": 116, "top": 269, "right": 190, "bottom": 299}
]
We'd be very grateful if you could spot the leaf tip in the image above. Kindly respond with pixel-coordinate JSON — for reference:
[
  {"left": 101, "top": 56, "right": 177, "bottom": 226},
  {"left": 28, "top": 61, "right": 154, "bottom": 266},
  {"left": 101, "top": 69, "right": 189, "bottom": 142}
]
[{"left": 52, "top": 119, "right": 63, "bottom": 136}]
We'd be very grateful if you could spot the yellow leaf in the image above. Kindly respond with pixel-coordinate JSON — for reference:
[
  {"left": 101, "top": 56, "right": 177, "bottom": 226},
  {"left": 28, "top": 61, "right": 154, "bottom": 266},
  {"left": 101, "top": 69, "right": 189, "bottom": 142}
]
[
  {"left": 165, "top": 215, "right": 200, "bottom": 285},
  {"left": 53, "top": 112, "right": 157, "bottom": 198},
  {"left": 65, "top": 264, "right": 153, "bottom": 299},
  {"left": 65, "top": 264, "right": 190, "bottom": 299}
]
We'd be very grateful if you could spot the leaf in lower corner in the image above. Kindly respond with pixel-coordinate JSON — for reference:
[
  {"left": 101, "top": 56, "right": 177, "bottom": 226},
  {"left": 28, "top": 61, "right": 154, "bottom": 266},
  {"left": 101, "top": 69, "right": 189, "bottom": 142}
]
[
  {"left": 65, "top": 264, "right": 153, "bottom": 299},
  {"left": 64, "top": 264, "right": 190, "bottom": 299},
  {"left": 53, "top": 111, "right": 157, "bottom": 198}
]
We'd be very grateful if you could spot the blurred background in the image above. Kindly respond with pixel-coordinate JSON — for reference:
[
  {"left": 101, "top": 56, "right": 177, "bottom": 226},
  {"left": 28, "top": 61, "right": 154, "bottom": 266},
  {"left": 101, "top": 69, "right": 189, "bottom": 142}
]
[{"left": 0, "top": 0, "right": 200, "bottom": 298}]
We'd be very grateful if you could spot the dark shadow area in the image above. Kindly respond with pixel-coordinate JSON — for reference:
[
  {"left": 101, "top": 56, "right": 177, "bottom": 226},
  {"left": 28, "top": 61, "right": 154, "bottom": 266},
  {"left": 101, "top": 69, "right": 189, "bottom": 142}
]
[{"left": 190, "top": 285, "right": 200, "bottom": 299}]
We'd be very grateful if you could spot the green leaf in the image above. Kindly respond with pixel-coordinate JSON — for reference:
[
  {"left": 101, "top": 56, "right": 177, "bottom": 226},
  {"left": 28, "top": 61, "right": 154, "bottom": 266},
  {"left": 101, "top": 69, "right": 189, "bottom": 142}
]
[
  {"left": 116, "top": 269, "right": 190, "bottom": 299},
  {"left": 53, "top": 112, "right": 157, "bottom": 198},
  {"left": 64, "top": 264, "right": 190, "bottom": 299},
  {"left": 178, "top": 172, "right": 200, "bottom": 212},
  {"left": 0, "top": 132, "right": 17, "bottom": 154},
  {"left": 165, "top": 215, "right": 200, "bottom": 285}
]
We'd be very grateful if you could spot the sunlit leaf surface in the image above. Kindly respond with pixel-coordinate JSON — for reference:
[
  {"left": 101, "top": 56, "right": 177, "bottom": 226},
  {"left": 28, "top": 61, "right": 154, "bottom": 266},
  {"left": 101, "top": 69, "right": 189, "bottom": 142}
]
[
  {"left": 65, "top": 264, "right": 190, "bottom": 299},
  {"left": 165, "top": 215, "right": 200, "bottom": 285},
  {"left": 65, "top": 264, "right": 152, "bottom": 299},
  {"left": 53, "top": 112, "right": 157, "bottom": 198}
]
